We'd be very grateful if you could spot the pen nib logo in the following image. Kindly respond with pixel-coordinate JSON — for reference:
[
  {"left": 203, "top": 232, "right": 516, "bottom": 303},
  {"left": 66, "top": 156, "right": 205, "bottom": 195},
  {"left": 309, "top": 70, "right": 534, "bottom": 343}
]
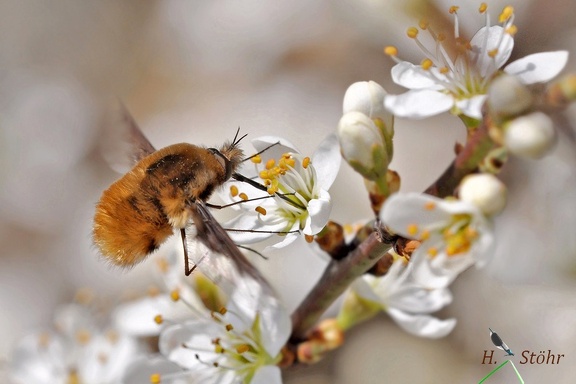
[{"left": 489, "top": 328, "right": 514, "bottom": 356}]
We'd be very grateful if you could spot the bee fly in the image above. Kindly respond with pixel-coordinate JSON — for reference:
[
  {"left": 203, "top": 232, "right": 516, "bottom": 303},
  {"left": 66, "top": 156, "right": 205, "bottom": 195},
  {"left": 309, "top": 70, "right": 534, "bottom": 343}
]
[{"left": 93, "top": 105, "right": 273, "bottom": 282}]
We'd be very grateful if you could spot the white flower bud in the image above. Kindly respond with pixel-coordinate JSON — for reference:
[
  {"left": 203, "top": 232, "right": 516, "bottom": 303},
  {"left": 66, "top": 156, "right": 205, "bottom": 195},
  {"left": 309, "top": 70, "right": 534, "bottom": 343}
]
[
  {"left": 488, "top": 74, "right": 533, "bottom": 116},
  {"left": 343, "top": 81, "right": 394, "bottom": 135},
  {"left": 337, "top": 111, "right": 388, "bottom": 179},
  {"left": 459, "top": 174, "right": 507, "bottom": 216},
  {"left": 504, "top": 111, "right": 556, "bottom": 159}
]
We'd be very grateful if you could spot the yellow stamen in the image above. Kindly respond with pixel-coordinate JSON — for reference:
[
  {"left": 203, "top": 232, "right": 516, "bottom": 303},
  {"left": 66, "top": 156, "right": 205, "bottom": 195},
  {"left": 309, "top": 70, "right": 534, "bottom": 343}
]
[
  {"left": 421, "top": 229, "right": 430, "bottom": 241},
  {"left": 156, "top": 257, "right": 169, "bottom": 273},
  {"left": 75, "top": 329, "right": 91, "bottom": 345},
  {"left": 170, "top": 290, "right": 180, "bottom": 302},
  {"left": 427, "top": 247, "right": 438, "bottom": 258},
  {"left": 250, "top": 155, "right": 262, "bottom": 164},
  {"left": 418, "top": 18, "right": 429, "bottom": 30},
  {"left": 305, "top": 234, "right": 314, "bottom": 243},
  {"left": 302, "top": 156, "right": 311, "bottom": 169},
  {"left": 265, "top": 158, "right": 276, "bottom": 170},
  {"left": 154, "top": 314, "right": 163, "bottom": 325},
  {"left": 488, "top": 49, "right": 499, "bottom": 58},
  {"left": 506, "top": 25, "right": 517, "bottom": 36},
  {"left": 150, "top": 373, "right": 161, "bottom": 384},
  {"left": 479, "top": 3, "right": 488, "bottom": 13},
  {"left": 407, "top": 223, "right": 419, "bottom": 236},
  {"left": 421, "top": 58, "right": 433, "bottom": 70},
  {"left": 499, "top": 6, "right": 514, "bottom": 23},
  {"left": 230, "top": 185, "right": 239, "bottom": 197},
  {"left": 437, "top": 33, "right": 446, "bottom": 42},
  {"left": 105, "top": 330, "right": 119, "bottom": 344},
  {"left": 219, "top": 307, "right": 227, "bottom": 315},
  {"left": 407, "top": 27, "right": 419, "bottom": 39},
  {"left": 225, "top": 324, "right": 234, "bottom": 331},
  {"left": 424, "top": 201, "right": 436, "bottom": 210},
  {"left": 236, "top": 344, "right": 250, "bottom": 354},
  {"left": 255, "top": 206, "right": 267, "bottom": 215},
  {"left": 439, "top": 67, "right": 449, "bottom": 74},
  {"left": 384, "top": 46, "right": 398, "bottom": 56},
  {"left": 449, "top": 6, "right": 459, "bottom": 14},
  {"left": 239, "top": 192, "right": 249, "bottom": 201}
]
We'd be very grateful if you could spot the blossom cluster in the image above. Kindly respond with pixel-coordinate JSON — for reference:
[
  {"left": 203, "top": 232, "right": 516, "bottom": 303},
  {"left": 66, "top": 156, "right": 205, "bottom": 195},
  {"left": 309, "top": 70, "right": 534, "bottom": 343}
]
[{"left": 7, "top": 3, "right": 575, "bottom": 384}]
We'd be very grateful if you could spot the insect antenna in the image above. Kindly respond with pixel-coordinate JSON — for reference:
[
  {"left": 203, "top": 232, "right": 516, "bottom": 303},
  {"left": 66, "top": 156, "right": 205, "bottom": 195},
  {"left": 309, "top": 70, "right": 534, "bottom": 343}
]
[
  {"left": 236, "top": 244, "right": 268, "bottom": 260},
  {"left": 231, "top": 127, "right": 248, "bottom": 149},
  {"left": 241, "top": 141, "right": 280, "bottom": 163}
]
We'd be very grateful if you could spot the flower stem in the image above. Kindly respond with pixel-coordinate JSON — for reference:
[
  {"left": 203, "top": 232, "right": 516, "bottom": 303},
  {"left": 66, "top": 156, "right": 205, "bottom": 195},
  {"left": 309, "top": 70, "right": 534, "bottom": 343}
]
[{"left": 291, "top": 231, "right": 392, "bottom": 340}]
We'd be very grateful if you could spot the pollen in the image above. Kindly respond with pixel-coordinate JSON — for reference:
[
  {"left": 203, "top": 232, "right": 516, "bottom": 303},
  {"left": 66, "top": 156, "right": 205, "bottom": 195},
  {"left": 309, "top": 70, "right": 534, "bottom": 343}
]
[
  {"left": 150, "top": 373, "right": 161, "bottom": 384},
  {"left": 506, "top": 25, "right": 518, "bottom": 36},
  {"left": 418, "top": 18, "right": 429, "bottom": 30},
  {"left": 230, "top": 185, "right": 239, "bottom": 197},
  {"left": 499, "top": 6, "right": 514, "bottom": 23},
  {"left": 302, "top": 156, "right": 311, "bottom": 169},
  {"left": 421, "top": 229, "right": 430, "bottom": 241},
  {"left": 449, "top": 6, "right": 459, "bottom": 14},
  {"left": 154, "top": 314, "right": 163, "bottom": 324},
  {"left": 239, "top": 192, "right": 249, "bottom": 201},
  {"left": 265, "top": 158, "right": 276, "bottom": 170},
  {"left": 421, "top": 58, "right": 433, "bottom": 70},
  {"left": 439, "top": 67, "right": 449, "bottom": 74},
  {"left": 255, "top": 206, "right": 267, "bottom": 215},
  {"left": 250, "top": 154, "right": 262, "bottom": 164},
  {"left": 488, "top": 49, "right": 499, "bottom": 58},
  {"left": 424, "top": 201, "right": 436, "bottom": 210},
  {"left": 236, "top": 344, "right": 250, "bottom": 354},
  {"left": 407, "top": 223, "right": 419, "bottom": 236},
  {"left": 170, "top": 290, "right": 180, "bottom": 302},
  {"left": 406, "top": 27, "right": 419, "bottom": 39},
  {"left": 384, "top": 46, "right": 398, "bottom": 56},
  {"left": 427, "top": 247, "right": 438, "bottom": 257},
  {"left": 479, "top": 3, "right": 488, "bottom": 13}
]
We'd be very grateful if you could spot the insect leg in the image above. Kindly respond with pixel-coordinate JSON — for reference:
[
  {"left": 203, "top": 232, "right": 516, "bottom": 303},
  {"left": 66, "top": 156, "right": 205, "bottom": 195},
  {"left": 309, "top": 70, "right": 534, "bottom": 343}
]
[{"left": 181, "top": 228, "right": 197, "bottom": 276}]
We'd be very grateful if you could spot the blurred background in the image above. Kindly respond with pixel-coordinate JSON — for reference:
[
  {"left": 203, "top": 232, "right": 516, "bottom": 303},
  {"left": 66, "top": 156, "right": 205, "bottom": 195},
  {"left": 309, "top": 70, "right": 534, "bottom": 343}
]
[{"left": 1, "top": 0, "right": 576, "bottom": 382}]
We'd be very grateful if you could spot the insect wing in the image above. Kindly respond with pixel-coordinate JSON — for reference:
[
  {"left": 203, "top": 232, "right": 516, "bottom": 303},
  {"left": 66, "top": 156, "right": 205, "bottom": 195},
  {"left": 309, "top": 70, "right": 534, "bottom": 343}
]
[{"left": 101, "top": 103, "right": 157, "bottom": 172}]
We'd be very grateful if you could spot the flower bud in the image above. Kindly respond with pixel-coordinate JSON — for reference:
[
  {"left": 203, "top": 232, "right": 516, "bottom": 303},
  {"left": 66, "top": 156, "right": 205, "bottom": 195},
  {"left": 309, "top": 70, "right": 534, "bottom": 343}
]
[
  {"left": 504, "top": 111, "right": 556, "bottom": 159},
  {"left": 459, "top": 173, "right": 507, "bottom": 216},
  {"left": 343, "top": 81, "right": 394, "bottom": 151},
  {"left": 488, "top": 74, "right": 533, "bottom": 117},
  {"left": 337, "top": 111, "right": 389, "bottom": 180}
]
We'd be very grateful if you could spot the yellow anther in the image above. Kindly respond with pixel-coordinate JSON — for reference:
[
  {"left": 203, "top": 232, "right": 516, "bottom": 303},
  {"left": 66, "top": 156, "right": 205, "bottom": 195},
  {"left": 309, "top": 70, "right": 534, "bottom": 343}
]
[
  {"left": 479, "top": 3, "right": 488, "bottom": 13},
  {"left": 305, "top": 234, "right": 314, "bottom": 243},
  {"left": 236, "top": 344, "right": 250, "bottom": 354},
  {"left": 75, "top": 329, "right": 91, "bottom": 345},
  {"left": 150, "top": 373, "right": 161, "bottom": 384},
  {"left": 154, "top": 314, "right": 163, "bottom": 325},
  {"left": 170, "top": 290, "right": 180, "bottom": 301},
  {"left": 239, "top": 192, "right": 249, "bottom": 201},
  {"left": 265, "top": 158, "right": 276, "bottom": 170},
  {"left": 427, "top": 247, "right": 438, "bottom": 258},
  {"left": 230, "top": 185, "right": 239, "bottom": 197},
  {"left": 105, "top": 330, "right": 119, "bottom": 344},
  {"left": 250, "top": 154, "right": 261, "bottom": 164},
  {"left": 407, "top": 223, "right": 419, "bottom": 236},
  {"left": 74, "top": 287, "right": 94, "bottom": 305},
  {"left": 259, "top": 169, "right": 269, "bottom": 180},
  {"left": 488, "top": 49, "right": 499, "bottom": 58},
  {"left": 437, "top": 33, "right": 446, "bottom": 42},
  {"left": 147, "top": 285, "right": 160, "bottom": 297},
  {"left": 156, "top": 257, "right": 169, "bottom": 273},
  {"left": 214, "top": 344, "right": 224, "bottom": 354},
  {"left": 421, "top": 58, "right": 433, "bottom": 70},
  {"left": 439, "top": 67, "right": 450, "bottom": 74},
  {"left": 424, "top": 201, "right": 436, "bottom": 210},
  {"left": 384, "top": 45, "right": 398, "bottom": 56},
  {"left": 506, "top": 24, "right": 518, "bottom": 36},
  {"left": 449, "top": 6, "right": 459, "bottom": 14},
  {"left": 302, "top": 156, "right": 311, "bottom": 169},
  {"left": 68, "top": 371, "right": 80, "bottom": 384},
  {"left": 255, "top": 206, "right": 267, "bottom": 215},
  {"left": 225, "top": 324, "right": 234, "bottom": 331},
  {"left": 421, "top": 229, "right": 430, "bottom": 241},
  {"left": 219, "top": 307, "right": 227, "bottom": 315},
  {"left": 466, "top": 227, "right": 479, "bottom": 239},
  {"left": 418, "top": 18, "right": 429, "bottom": 30},
  {"left": 407, "top": 27, "right": 419, "bottom": 39},
  {"left": 282, "top": 153, "right": 291, "bottom": 159},
  {"left": 499, "top": 6, "right": 514, "bottom": 23}
]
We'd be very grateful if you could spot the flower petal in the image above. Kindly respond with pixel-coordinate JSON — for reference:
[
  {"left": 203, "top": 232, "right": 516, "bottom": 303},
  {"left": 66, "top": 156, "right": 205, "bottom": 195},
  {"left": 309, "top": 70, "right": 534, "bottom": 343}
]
[
  {"left": 303, "top": 191, "right": 331, "bottom": 235},
  {"left": 455, "top": 95, "right": 487, "bottom": 120},
  {"left": 251, "top": 365, "right": 283, "bottom": 384},
  {"left": 387, "top": 308, "right": 457, "bottom": 338},
  {"left": 391, "top": 61, "right": 445, "bottom": 90},
  {"left": 384, "top": 90, "right": 453, "bottom": 119},
  {"left": 311, "top": 134, "right": 341, "bottom": 190},
  {"left": 470, "top": 26, "right": 514, "bottom": 77},
  {"left": 504, "top": 51, "right": 569, "bottom": 84}
]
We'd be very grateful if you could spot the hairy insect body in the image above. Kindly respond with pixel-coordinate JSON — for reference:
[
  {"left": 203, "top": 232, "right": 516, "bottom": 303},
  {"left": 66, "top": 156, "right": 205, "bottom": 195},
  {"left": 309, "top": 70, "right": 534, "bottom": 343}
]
[{"left": 93, "top": 142, "right": 243, "bottom": 267}]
